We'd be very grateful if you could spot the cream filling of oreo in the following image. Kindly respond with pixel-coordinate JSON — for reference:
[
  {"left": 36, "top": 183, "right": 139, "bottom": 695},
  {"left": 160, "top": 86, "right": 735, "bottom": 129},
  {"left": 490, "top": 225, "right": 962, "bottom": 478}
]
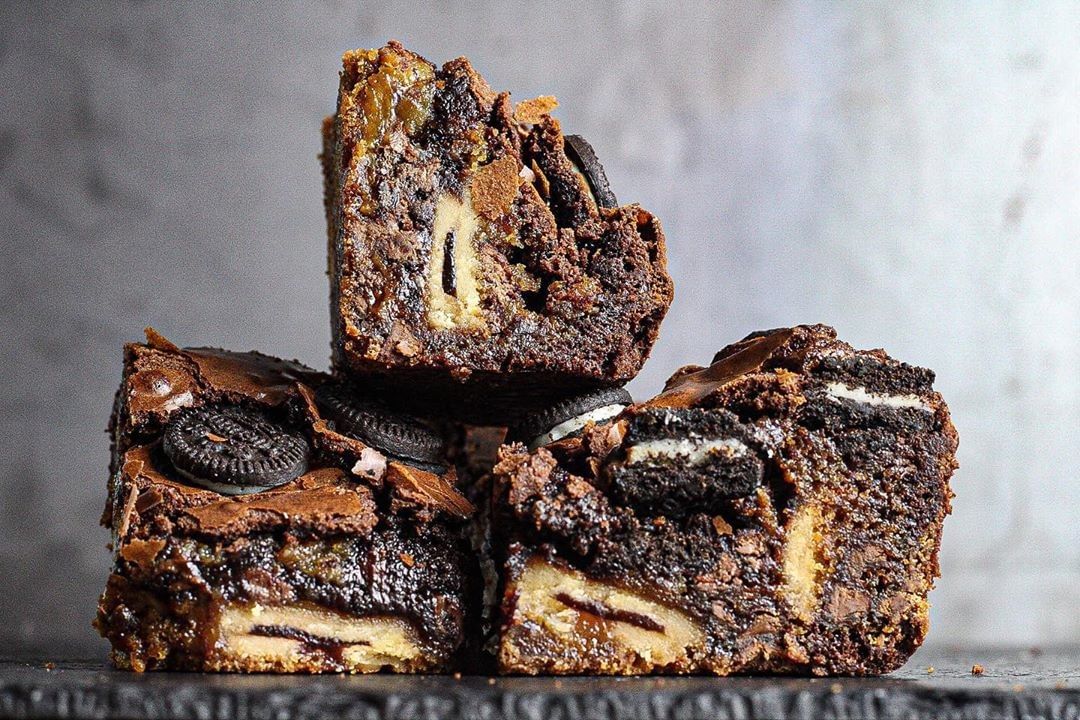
[
  {"left": 825, "top": 382, "right": 930, "bottom": 411},
  {"left": 624, "top": 437, "right": 748, "bottom": 466},
  {"left": 529, "top": 404, "right": 626, "bottom": 450}
]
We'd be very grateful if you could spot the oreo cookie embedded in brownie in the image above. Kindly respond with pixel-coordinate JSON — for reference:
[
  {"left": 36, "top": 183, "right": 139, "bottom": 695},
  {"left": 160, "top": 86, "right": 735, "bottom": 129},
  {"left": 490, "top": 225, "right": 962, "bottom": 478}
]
[
  {"left": 492, "top": 324, "right": 957, "bottom": 676},
  {"left": 321, "top": 41, "right": 673, "bottom": 422},
  {"left": 96, "top": 329, "right": 474, "bottom": 673}
]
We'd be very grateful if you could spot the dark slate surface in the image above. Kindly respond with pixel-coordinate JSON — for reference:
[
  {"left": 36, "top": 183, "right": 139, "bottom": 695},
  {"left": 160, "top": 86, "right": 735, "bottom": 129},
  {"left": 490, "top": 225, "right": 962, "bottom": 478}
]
[{"left": 1, "top": 647, "right": 1077, "bottom": 720}]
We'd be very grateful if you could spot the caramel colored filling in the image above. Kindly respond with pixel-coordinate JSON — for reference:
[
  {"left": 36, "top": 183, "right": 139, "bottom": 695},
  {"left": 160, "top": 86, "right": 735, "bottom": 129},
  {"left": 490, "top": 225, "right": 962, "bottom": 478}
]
[
  {"left": 216, "top": 603, "right": 422, "bottom": 672},
  {"left": 341, "top": 48, "right": 434, "bottom": 216}
]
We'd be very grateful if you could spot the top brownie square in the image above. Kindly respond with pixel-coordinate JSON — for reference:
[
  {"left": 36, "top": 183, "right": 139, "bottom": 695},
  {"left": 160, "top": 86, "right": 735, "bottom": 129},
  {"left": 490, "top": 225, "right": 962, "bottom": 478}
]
[{"left": 321, "top": 42, "right": 673, "bottom": 422}]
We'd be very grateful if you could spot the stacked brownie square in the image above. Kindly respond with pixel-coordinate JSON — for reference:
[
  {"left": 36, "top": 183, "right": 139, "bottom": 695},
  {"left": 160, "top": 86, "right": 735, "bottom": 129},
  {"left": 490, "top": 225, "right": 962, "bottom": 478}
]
[{"left": 95, "top": 41, "right": 957, "bottom": 676}]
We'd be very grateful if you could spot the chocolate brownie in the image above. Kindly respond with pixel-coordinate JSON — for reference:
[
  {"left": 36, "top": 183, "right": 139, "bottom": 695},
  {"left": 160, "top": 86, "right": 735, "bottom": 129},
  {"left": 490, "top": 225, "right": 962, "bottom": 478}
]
[
  {"left": 492, "top": 325, "right": 957, "bottom": 675},
  {"left": 96, "top": 329, "right": 475, "bottom": 673},
  {"left": 321, "top": 42, "right": 673, "bottom": 422}
]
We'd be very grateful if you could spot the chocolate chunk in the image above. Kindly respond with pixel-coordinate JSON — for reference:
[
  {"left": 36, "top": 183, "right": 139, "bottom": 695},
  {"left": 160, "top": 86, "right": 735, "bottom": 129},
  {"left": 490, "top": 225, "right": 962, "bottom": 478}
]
[
  {"left": 314, "top": 381, "right": 446, "bottom": 470},
  {"left": 509, "top": 386, "right": 632, "bottom": 448},
  {"left": 563, "top": 134, "right": 617, "bottom": 208},
  {"left": 442, "top": 230, "right": 457, "bottom": 296},
  {"left": 162, "top": 405, "right": 311, "bottom": 495}
]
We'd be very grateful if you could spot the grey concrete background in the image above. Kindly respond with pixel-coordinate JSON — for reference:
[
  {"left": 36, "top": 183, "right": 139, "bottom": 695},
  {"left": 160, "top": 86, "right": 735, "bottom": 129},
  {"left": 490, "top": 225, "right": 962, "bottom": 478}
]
[{"left": 2, "top": 1, "right": 1077, "bottom": 654}]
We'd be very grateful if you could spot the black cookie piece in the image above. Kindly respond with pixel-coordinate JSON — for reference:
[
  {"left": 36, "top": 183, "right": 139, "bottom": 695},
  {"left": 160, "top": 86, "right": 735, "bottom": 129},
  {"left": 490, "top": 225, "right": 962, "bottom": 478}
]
[
  {"left": 162, "top": 404, "right": 311, "bottom": 495},
  {"left": 509, "top": 386, "right": 632, "bottom": 448},
  {"left": 604, "top": 407, "right": 764, "bottom": 518},
  {"left": 564, "top": 134, "right": 618, "bottom": 208},
  {"left": 315, "top": 382, "right": 446, "bottom": 471}
]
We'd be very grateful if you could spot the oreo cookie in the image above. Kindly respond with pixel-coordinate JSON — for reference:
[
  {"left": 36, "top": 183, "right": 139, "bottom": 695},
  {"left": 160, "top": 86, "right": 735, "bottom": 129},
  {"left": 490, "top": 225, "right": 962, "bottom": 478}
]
[
  {"left": 162, "top": 404, "right": 310, "bottom": 495},
  {"left": 509, "top": 387, "right": 632, "bottom": 449},
  {"left": 564, "top": 134, "right": 617, "bottom": 208},
  {"left": 315, "top": 382, "right": 447, "bottom": 472},
  {"left": 605, "top": 407, "right": 764, "bottom": 518}
]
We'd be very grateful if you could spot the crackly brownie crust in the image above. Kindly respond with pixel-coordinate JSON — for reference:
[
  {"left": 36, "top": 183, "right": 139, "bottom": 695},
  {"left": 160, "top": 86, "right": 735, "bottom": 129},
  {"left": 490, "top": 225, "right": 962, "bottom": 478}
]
[
  {"left": 492, "top": 325, "right": 957, "bottom": 676},
  {"left": 97, "top": 330, "right": 475, "bottom": 673},
  {"left": 321, "top": 42, "right": 672, "bottom": 422}
]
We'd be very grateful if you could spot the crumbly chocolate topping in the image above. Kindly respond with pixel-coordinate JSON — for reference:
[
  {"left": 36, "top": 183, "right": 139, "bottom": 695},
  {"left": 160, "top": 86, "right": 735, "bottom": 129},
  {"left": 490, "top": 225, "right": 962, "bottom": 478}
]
[
  {"left": 111, "top": 328, "right": 323, "bottom": 464},
  {"left": 182, "top": 346, "right": 319, "bottom": 405},
  {"left": 385, "top": 462, "right": 475, "bottom": 520},
  {"left": 296, "top": 383, "right": 473, "bottom": 516}
]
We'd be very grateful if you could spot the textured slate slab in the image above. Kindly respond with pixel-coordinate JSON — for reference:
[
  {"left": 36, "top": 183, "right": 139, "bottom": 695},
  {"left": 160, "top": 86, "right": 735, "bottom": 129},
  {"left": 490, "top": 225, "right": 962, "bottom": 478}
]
[{"left": 1, "top": 647, "right": 1077, "bottom": 720}]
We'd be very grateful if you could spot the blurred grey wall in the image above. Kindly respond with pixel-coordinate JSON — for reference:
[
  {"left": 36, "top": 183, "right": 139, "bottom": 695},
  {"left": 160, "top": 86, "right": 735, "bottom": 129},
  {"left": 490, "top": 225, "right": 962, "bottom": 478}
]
[{"left": 2, "top": 1, "right": 1078, "bottom": 653}]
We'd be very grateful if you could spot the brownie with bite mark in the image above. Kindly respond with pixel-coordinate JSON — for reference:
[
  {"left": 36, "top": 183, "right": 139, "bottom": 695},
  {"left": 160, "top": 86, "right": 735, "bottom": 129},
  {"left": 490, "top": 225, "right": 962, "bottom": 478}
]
[
  {"left": 492, "top": 325, "right": 957, "bottom": 676},
  {"left": 96, "top": 329, "right": 475, "bottom": 673},
  {"left": 321, "top": 41, "right": 673, "bottom": 423}
]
